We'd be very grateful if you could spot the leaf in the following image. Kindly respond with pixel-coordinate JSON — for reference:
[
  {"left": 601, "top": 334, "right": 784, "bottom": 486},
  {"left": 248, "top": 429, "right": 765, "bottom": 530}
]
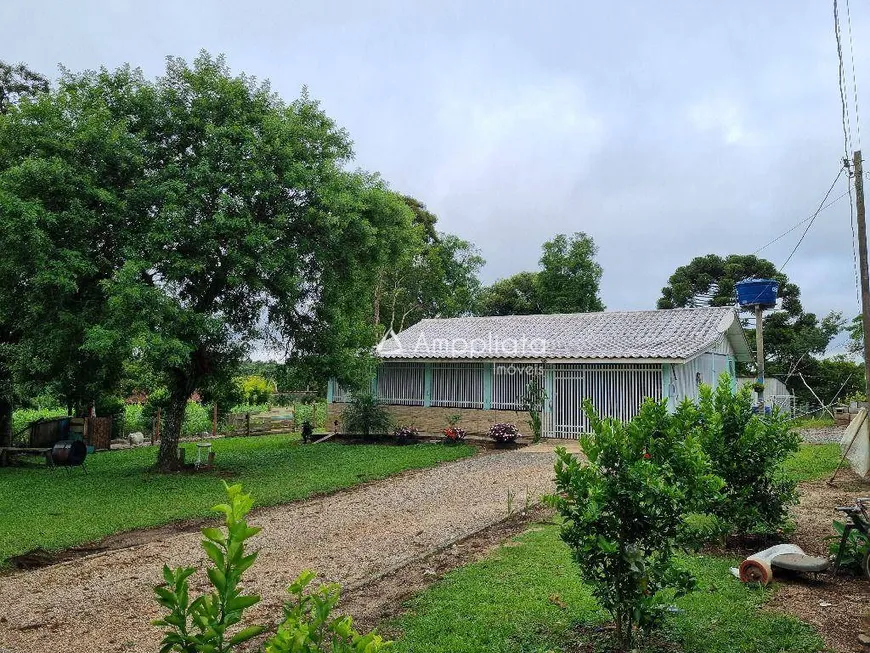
[
  {"left": 228, "top": 625, "right": 266, "bottom": 645},
  {"left": 207, "top": 567, "right": 227, "bottom": 593},
  {"left": 202, "top": 527, "right": 226, "bottom": 543}
]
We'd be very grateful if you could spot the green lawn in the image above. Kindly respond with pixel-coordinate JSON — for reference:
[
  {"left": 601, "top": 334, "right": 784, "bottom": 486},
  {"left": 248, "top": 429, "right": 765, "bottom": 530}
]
[
  {"left": 390, "top": 525, "right": 823, "bottom": 653},
  {"left": 784, "top": 443, "right": 844, "bottom": 482},
  {"left": 0, "top": 435, "right": 474, "bottom": 564}
]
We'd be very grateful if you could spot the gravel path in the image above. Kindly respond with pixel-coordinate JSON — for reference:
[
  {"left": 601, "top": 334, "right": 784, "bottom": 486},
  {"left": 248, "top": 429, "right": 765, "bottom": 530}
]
[
  {"left": 0, "top": 450, "right": 555, "bottom": 653},
  {"left": 798, "top": 426, "right": 845, "bottom": 444}
]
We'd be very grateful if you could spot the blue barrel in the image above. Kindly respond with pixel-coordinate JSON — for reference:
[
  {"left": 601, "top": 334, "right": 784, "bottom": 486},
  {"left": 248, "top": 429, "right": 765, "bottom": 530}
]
[{"left": 735, "top": 279, "right": 778, "bottom": 308}]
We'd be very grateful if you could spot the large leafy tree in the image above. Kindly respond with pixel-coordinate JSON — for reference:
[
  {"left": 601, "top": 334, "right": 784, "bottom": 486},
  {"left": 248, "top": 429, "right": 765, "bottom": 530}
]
[
  {"left": 478, "top": 232, "right": 605, "bottom": 316},
  {"left": 1, "top": 53, "right": 416, "bottom": 467},
  {"left": 657, "top": 254, "right": 845, "bottom": 401},
  {"left": 0, "top": 64, "right": 144, "bottom": 445},
  {"left": 375, "top": 196, "right": 484, "bottom": 333},
  {"left": 99, "top": 53, "right": 414, "bottom": 470},
  {"left": 537, "top": 232, "right": 605, "bottom": 313}
]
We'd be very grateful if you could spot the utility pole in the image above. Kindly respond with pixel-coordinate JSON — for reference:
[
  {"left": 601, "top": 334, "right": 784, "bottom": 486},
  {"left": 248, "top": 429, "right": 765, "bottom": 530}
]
[
  {"left": 854, "top": 150, "right": 870, "bottom": 401},
  {"left": 755, "top": 304, "right": 765, "bottom": 410}
]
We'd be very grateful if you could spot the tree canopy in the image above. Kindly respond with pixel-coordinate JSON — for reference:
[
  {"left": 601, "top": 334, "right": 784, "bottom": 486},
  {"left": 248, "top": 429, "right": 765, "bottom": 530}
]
[
  {"left": 0, "top": 53, "right": 420, "bottom": 467},
  {"left": 374, "top": 197, "right": 484, "bottom": 333},
  {"left": 478, "top": 232, "right": 604, "bottom": 316},
  {"left": 657, "top": 253, "right": 847, "bottom": 404}
]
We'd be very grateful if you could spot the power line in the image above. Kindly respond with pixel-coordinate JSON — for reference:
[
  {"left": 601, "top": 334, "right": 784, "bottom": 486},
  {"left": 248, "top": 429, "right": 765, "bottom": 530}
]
[
  {"left": 834, "top": 0, "right": 854, "bottom": 158},
  {"left": 845, "top": 0, "right": 862, "bottom": 149},
  {"left": 752, "top": 186, "right": 850, "bottom": 255},
  {"left": 779, "top": 167, "right": 845, "bottom": 270}
]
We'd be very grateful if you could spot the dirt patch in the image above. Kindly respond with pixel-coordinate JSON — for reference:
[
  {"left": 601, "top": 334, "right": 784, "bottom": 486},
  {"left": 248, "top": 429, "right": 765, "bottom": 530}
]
[
  {"left": 342, "top": 504, "right": 553, "bottom": 631},
  {"left": 764, "top": 469, "right": 870, "bottom": 653},
  {"left": 5, "top": 517, "right": 212, "bottom": 571}
]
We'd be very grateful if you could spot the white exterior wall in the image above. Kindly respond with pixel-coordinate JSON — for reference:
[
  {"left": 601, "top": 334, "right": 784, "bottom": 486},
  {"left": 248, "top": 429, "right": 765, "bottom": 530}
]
[{"left": 666, "top": 336, "right": 737, "bottom": 409}]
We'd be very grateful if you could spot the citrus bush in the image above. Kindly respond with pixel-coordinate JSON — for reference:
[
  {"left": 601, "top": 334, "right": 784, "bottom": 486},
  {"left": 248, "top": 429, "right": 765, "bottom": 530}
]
[
  {"left": 549, "top": 398, "right": 721, "bottom": 651},
  {"left": 154, "top": 483, "right": 390, "bottom": 652},
  {"left": 693, "top": 375, "right": 800, "bottom": 538}
]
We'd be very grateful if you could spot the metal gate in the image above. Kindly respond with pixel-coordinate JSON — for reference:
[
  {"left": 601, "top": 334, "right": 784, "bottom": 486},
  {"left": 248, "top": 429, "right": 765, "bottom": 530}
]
[{"left": 544, "top": 363, "right": 663, "bottom": 438}]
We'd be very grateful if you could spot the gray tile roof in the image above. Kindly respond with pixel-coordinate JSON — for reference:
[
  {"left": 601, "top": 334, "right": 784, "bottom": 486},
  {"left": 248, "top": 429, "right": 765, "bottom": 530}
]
[{"left": 376, "top": 307, "right": 750, "bottom": 362}]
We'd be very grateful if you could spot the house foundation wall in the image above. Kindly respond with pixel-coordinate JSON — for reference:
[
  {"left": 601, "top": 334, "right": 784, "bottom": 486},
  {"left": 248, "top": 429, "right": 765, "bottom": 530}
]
[{"left": 326, "top": 403, "right": 527, "bottom": 436}]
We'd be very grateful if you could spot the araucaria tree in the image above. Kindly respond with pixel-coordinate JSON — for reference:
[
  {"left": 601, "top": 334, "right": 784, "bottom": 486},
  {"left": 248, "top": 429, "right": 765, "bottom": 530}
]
[{"left": 549, "top": 399, "right": 721, "bottom": 651}]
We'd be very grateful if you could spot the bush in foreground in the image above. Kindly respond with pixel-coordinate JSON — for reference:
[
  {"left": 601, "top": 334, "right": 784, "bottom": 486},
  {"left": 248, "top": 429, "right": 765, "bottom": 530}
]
[
  {"left": 154, "top": 482, "right": 391, "bottom": 652},
  {"left": 694, "top": 375, "right": 800, "bottom": 538},
  {"left": 549, "top": 399, "right": 721, "bottom": 651}
]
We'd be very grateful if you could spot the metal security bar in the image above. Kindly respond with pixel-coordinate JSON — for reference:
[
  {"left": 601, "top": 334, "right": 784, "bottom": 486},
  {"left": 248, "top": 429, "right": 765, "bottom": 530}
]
[
  {"left": 491, "top": 362, "right": 543, "bottom": 409},
  {"left": 431, "top": 363, "right": 485, "bottom": 408},
  {"left": 545, "top": 363, "right": 663, "bottom": 438},
  {"left": 376, "top": 362, "right": 425, "bottom": 406},
  {"left": 332, "top": 383, "right": 353, "bottom": 403}
]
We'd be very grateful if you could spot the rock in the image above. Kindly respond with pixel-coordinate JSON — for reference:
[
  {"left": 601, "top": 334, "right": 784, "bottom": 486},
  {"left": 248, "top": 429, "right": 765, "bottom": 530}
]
[
  {"left": 128, "top": 432, "right": 145, "bottom": 446},
  {"left": 857, "top": 633, "right": 870, "bottom": 645}
]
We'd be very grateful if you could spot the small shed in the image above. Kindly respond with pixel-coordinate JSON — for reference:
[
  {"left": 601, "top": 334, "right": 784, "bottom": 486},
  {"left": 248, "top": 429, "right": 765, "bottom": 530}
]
[
  {"left": 328, "top": 307, "right": 752, "bottom": 438},
  {"left": 737, "top": 377, "right": 796, "bottom": 416}
]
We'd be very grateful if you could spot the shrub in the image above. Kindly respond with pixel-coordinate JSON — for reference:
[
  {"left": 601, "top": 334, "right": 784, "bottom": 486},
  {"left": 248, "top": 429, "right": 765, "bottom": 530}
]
[
  {"left": 153, "top": 483, "right": 391, "bottom": 653},
  {"left": 393, "top": 425, "right": 419, "bottom": 441},
  {"left": 548, "top": 398, "right": 721, "bottom": 651},
  {"left": 341, "top": 394, "right": 393, "bottom": 437},
  {"left": 488, "top": 422, "right": 519, "bottom": 443},
  {"left": 181, "top": 402, "right": 211, "bottom": 436},
  {"left": 694, "top": 374, "right": 800, "bottom": 538},
  {"left": 295, "top": 401, "right": 327, "bottom": 429},
  {"left": 124, "top": 404, "right": 145, "bottom": 435},
  {"left": 230, "top": 402, "right": 270, "bottom": 415},
  {"left": 827, "top": 519, "right": 870, "bottom": 573},
  {"left": 238, "top": 375, "right": 274, "bottom": 405},
  {"left": 521, "top": 375, "right": 547, "bottom": 443},
  {"left": 266, "top": 571, "right": 392, "bottom": 653}
]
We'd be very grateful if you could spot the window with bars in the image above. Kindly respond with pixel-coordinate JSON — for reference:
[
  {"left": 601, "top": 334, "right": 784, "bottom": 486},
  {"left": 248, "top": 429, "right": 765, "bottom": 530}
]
[
  {"left": 376, "top": 362, "right": 425, "bottom": 405},
  {"left": 491, "top": 362, "right": 543, "bottom": 409},
  {"left": 431, "top": 362, "right": 485, "bottom": 408}
]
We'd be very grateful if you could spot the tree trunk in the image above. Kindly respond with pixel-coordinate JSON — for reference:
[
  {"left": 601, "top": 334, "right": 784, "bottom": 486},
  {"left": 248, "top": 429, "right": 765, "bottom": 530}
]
[
  {"left": 0, "top": 363, "right": 13, "bottom": 448},
  {"left": 0, "top": 393, "right": 12, "bottom": 448},
  {"left": 156, "top": 384, "right": 189, "bottom": 471}
]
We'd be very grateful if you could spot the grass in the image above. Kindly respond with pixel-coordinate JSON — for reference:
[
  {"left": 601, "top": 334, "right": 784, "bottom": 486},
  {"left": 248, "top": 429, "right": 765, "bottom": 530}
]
[
  {"left": 390, "top": 525, "right": 824, "bottom": 653},
  {"left": 784, "top": 443, "right": 844, "bottom": 482},
  {"left": 0, "top": 434, "right": 474, "bottom": 564},
  {"left": 791, "top": 416, "right": 835, "bottom": 429}
]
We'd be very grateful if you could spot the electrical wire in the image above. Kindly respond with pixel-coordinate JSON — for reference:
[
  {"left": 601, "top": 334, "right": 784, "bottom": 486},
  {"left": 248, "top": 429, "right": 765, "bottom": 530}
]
[
  {"left": 834, "top": 0, "right": 854, "bottom": 158},
  {"left": 752, "top": 187, "right": 850, "bottom": 255},
  {"left": 779, "top": 167, "right": 845, "bottom": 270},
  {"left": 846, "top": 0, "right": 862, "bottom": 149}
]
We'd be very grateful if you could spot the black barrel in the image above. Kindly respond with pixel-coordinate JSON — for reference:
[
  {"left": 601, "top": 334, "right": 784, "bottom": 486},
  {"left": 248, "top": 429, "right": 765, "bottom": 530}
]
[{"left": 51, "top": 440, "right": 87, "bottom": 467}]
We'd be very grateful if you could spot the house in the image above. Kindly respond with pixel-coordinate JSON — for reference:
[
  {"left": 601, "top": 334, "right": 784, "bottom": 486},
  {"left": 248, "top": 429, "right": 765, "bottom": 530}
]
[
  {"left": 737, "top": 377, "right": 796, "bottom": 416},
  {"left": 327, "top": 307, "right": 752, "bottom": 438}
]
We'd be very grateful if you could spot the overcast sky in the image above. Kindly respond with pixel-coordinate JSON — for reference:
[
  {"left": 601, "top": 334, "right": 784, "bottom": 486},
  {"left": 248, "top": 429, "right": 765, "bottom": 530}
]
[{"left": 4, "top": 1, "right": 866, "bottom": 351}]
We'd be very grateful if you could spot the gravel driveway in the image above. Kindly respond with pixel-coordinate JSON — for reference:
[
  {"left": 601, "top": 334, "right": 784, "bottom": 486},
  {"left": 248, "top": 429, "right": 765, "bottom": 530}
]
[
  {"left": 0, "top": 449, "right": 555, "bottom": 653},
  {"left": 798, "top": 426, "right": 845, "bottom": 444}
]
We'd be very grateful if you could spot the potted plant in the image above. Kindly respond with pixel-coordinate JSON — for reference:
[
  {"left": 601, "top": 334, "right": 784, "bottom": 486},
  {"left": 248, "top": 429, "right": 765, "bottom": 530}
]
[
  {"left": 489, "top": 422, "right": 520, "bottom": 445},
  {"left": 443, "top": 413, "right": 467, "bottom": 444}
]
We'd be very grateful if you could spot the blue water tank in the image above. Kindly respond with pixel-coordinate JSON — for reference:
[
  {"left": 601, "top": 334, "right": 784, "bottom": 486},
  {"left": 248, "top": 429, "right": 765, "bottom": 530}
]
[{"left": 735, "top": 279, "right": 779, "bottom": 308}]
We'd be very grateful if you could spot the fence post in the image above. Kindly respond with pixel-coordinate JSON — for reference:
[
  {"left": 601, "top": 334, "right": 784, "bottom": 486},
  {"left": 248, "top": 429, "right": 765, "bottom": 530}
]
[
  {"left": 155, "top": 407, "right": 161, "bottom": 442},
  {"left": 245, "top": 412, "right": 250, "bottom": 437},
  {"left": 212, "top": 403, "right": 217, "bottom": 439}
]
